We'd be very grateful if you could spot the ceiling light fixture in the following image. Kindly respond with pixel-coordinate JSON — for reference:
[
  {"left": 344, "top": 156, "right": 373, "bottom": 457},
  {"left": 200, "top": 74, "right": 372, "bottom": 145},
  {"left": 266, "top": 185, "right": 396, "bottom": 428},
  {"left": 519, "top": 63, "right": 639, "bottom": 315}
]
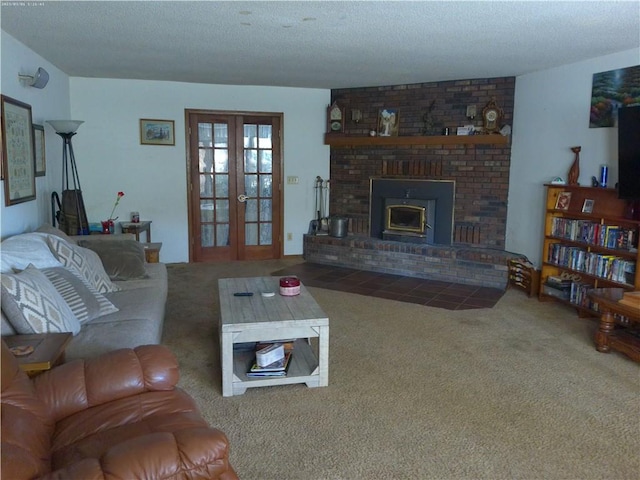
[{"left": 18, "top": 67, "right": 49, "bottom": 89}]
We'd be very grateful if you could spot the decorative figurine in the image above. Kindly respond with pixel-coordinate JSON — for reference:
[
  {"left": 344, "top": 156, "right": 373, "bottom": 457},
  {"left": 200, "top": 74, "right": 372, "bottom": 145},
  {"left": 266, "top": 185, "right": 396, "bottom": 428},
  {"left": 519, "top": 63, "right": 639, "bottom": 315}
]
[{"left": 568, "top": 146, "right": 581, "bottom": 186}]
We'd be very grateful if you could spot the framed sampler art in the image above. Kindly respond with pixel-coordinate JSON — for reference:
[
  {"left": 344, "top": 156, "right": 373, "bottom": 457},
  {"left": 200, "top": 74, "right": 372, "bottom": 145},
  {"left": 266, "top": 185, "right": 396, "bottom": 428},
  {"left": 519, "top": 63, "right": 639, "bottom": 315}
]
[
  {"left": 33, "top": 124, "right": 46, "bottom": 176},
  {"left": 1, "top": 95, "right": 36, "bottom": 206},
  {"left": 140, "top": 118, "right": 175, "bottom": 146}
]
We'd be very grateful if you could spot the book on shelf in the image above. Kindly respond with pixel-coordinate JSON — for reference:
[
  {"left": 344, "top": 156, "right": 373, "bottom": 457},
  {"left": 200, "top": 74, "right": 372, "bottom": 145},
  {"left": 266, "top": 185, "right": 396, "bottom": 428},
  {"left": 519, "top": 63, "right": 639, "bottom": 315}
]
[{"left": 247, "top": 351, "right": 292, "bottom": 377}]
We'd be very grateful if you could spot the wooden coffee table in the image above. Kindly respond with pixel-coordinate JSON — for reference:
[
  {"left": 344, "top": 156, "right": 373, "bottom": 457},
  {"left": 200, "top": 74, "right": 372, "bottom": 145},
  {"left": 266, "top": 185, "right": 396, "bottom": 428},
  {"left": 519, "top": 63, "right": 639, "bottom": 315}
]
[
  {"left": 218, "top": 277, "right": 329, "bottom": 397},
  {"left": 4, "top": 332, "right": 72, "bottom": 376}
]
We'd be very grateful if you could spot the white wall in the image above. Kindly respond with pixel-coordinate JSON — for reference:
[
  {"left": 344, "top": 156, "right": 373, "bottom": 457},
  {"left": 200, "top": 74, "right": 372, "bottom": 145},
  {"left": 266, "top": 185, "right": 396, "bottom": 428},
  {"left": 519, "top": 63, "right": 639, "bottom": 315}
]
[
  {"left": 507, "top": 48, "right": 640, "bottom": 267},
  {"left": 70, "top": 78, "right": 329, "bottom": 262},
  {"left": 0, "top": 31, "right": 71, "bottom": 238}
]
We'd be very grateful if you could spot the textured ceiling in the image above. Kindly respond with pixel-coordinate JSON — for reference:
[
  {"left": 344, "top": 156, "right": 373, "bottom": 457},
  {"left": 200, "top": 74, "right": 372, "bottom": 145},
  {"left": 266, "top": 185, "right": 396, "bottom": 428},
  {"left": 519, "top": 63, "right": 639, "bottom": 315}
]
[{"left": 2, "top": 1, "right": 639, "bottom": 89}]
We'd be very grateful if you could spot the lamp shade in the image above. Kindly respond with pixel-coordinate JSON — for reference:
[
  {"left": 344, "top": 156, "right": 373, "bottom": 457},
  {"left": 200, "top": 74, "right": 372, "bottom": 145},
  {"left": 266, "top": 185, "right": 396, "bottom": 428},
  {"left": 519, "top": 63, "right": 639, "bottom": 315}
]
[{"left": 47, "top": 120, "right": 84, "bottom": 133}]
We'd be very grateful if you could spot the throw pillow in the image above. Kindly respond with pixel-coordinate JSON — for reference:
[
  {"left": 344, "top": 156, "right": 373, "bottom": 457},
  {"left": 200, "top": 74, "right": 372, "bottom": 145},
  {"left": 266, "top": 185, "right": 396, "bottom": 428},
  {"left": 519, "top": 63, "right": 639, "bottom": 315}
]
[
  {"left": 0, "top": 264, "right": 81, "bottom": 335},
  {"left": 47, "top": 236, "right": 120, "bottom": 294},
  {"left": 0, "top": 232, "right": 63, "bottom": 273},
  {"left": 77, "top": 239, "right": 148, "bottom": 280},
  {"left": 41, "top": 266, "right": 119, "bottom": 324}
]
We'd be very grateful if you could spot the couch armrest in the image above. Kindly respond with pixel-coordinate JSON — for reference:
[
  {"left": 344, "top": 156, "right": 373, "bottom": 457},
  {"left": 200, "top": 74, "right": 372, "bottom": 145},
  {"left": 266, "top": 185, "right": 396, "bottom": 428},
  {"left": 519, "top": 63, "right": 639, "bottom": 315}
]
[
  {"left": 34, "top": 345, "right": 179, "bottom": 422},
  {"left": 41, "top": 429, "right": 239, "bottom": 480}
]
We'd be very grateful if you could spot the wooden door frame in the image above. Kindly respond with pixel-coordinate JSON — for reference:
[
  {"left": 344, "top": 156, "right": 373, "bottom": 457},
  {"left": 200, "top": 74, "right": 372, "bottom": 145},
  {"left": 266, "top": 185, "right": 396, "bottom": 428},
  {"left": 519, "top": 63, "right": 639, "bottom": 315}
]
[{"left": 184, "top": 108, "right": 285, "bottom": 262}]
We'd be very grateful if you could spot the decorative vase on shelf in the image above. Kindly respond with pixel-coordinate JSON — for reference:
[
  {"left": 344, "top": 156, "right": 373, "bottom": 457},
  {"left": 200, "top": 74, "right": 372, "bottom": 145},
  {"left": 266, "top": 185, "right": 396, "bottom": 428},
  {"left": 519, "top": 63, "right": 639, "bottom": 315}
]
[
  {"left": 101, "top": 220, "right": 114, "bottom": 234},
  {"left": 567, "top": 146, "right": 581, "bottom": 185}
]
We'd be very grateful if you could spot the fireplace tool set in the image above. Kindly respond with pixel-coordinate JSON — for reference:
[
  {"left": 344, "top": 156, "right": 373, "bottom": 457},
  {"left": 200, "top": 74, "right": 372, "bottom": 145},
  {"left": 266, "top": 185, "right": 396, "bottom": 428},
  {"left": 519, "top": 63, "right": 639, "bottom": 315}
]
[{"left": 309, "top": 176, "right": 330, "bottom": 235}]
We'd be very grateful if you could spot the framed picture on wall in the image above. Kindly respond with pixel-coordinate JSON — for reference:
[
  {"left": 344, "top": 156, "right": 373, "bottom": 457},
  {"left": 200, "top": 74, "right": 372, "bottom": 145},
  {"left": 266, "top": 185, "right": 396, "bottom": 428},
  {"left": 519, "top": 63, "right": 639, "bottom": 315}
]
[
  {"left": 377, "top": 108, "right": 399, "bottom": 137},
  {"left": 33, "top": 124, "right": 46, "bottom": 176},
  {"left": 1, "top": 95, "right": 36, "bottom": 206},
  {"left": 139, "top": 118, "right": 175, "bottom": 146}
]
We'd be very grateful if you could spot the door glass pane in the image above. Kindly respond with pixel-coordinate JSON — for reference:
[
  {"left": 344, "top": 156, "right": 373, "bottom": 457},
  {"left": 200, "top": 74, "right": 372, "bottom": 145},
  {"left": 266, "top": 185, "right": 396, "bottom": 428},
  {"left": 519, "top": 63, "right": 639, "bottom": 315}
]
[
  {"left": 215, "top": 174, "right": 229, "bottom": 197},
  {"left": 260, "top": 223, "right": 272, "bottom": 245},
  {"left": 259, "top": 150, "right": 272, "bottom": 173},
  {"left": 201, "top": 225, "right": 214, "bottom": 247},
  {"left": 259, "top": 199, "right": 271, "bottom": 221},
  {"left": 199, "top": 149, "right": 213, "bottom": 172},
  {"left": 215, "top": 199, "right": 229, "bottom": 222},
  {"left": 216, "top": 224, "right": 229, "bottom": 247},
  {"left": 200, "top": 174, "right": 213, "bottom": 196},
  {"left": 198, "top": 123, "right": 212, "bottom": 147},
  {"left": 258, "top": 125, "right": 272, "bottom": 148},
  {"left": 245, "top": 223, "right": 258, "bottom": 246},
  {"left": 214, "top": 149, "right": 228, "bottom": 173},
  {"left": 245, "top": 175, "right": 258, "bottom": 197},
  {"left": 244, "top": 149, "right": 258, "bottom": 173},
  {"left": 245, "top": 199, "right": 257, "bottom": 222},
  {"left": 200, "top": 200, "right": 214, "bottom": 222},
  {"left": 244, "top": 124, "right": 257, "bottom": 148},
  {"left": 260, "top": 175, "right": 272, "bottom": 197},
  {"left": 214, "top": 123, "right": 228, "bottom": 147}
]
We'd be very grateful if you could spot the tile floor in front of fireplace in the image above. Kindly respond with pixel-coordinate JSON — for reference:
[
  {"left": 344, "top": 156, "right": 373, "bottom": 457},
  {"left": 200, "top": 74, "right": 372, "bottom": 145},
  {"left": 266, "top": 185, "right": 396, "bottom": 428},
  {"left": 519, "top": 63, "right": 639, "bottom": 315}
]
[{"left": 272, "top": 262, "right": 505, "bottom": 310}]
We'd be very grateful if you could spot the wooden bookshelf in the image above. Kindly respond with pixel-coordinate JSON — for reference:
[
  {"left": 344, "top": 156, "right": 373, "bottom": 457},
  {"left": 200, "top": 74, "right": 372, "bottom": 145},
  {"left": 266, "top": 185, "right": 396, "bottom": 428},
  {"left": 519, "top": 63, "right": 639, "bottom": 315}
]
[{"left": 539, "top": 184, "right": 640, "bottom": 316}]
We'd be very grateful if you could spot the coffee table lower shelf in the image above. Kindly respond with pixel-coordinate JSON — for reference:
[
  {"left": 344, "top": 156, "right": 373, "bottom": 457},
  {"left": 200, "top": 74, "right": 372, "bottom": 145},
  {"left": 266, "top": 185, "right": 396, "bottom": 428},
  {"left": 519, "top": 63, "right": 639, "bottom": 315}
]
[{"left": 232, "top": 339, "right": 321, "bottom": 394}]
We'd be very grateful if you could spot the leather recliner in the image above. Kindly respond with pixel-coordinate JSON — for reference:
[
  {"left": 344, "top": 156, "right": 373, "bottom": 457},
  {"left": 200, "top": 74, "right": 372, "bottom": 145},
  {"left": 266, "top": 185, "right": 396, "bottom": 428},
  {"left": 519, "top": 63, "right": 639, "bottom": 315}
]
[{"left": 1, "top": 340, "right": 238, "bottom": 479}]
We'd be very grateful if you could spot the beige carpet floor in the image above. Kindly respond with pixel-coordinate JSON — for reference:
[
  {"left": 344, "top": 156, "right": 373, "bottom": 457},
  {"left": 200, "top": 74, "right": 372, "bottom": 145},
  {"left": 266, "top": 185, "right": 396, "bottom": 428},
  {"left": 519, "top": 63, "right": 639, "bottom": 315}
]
[{"left": 162, "top": 260, "right": 639, "bottom": 480}]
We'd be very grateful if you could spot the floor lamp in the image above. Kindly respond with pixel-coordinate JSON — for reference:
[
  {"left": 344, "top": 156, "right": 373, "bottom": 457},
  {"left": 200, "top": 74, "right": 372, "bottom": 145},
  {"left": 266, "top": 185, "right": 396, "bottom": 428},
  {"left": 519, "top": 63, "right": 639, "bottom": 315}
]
[{"left": 46, "top": 120, "right": 90, "bottom": 235}]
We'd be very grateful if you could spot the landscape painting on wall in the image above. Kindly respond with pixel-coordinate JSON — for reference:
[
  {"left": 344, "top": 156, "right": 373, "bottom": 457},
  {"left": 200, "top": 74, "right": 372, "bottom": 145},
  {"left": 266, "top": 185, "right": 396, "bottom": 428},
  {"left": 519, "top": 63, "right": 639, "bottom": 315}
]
[{"left": 589, "top": 65, "right": 640, "bottom": 128}]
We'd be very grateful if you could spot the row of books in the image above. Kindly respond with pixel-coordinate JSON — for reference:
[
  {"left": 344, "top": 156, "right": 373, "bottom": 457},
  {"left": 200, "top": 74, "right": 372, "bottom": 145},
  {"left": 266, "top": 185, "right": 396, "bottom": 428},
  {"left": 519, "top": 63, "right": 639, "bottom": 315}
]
[
  {"left": 542, "top": 280, "right": 599, "bottom": 311},
  {"left": 547, "top": 243, "right": 636, "bottom": 285},
  {"left": 550, "top": 217, "right": 638, "bottom": 251}
]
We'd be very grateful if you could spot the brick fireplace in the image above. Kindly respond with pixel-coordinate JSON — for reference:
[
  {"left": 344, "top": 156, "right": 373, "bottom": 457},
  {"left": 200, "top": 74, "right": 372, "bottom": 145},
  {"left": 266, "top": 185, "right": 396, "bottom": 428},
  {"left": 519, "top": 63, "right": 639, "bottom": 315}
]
[{"left": 303, "top": 76, "right": 522, "bottom": 289}]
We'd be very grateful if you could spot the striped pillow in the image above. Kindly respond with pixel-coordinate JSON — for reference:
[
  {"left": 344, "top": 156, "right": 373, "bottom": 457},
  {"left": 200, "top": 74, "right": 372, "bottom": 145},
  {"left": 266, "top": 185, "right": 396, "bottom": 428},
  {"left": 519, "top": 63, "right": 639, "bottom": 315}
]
[
  {"left": 42, "top": 267, "right": 119, "bottom": 324},
  {"left": 47, "top": 235, "right": 120, "bottom": 294}
]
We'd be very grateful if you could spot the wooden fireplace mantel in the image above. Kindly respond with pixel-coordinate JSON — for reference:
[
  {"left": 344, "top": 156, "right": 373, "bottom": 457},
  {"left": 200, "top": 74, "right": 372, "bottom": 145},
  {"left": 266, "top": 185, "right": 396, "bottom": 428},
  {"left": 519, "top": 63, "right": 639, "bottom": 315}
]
[{"left": 324, "top": 134, "right": 509, "bottom": 147}]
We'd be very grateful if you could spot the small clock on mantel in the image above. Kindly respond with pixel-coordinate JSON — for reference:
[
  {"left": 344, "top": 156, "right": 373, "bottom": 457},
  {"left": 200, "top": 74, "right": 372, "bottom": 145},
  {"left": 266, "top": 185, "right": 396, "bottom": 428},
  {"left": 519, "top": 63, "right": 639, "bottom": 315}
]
[
  {"left": 327, "top": 101, "right": 344, "bottom": 134},
  {"left": 482, "top": 97, "right": 503, "bottom": 134}
]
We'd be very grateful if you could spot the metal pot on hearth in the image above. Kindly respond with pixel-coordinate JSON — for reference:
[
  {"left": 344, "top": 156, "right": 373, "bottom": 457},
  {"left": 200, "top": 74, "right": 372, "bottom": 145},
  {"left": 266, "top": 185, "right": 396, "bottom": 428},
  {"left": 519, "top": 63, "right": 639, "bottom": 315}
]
[{"left": 329, "top": 216, "right": 349, "bottom": 238}]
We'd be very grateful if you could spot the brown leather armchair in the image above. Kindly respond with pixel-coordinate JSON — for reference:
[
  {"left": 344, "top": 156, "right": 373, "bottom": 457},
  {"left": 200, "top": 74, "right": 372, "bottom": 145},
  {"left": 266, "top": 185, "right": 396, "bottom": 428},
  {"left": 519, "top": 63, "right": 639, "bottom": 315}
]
[{"left": 1, "top": 340, "right": 238, "bottom": 479}]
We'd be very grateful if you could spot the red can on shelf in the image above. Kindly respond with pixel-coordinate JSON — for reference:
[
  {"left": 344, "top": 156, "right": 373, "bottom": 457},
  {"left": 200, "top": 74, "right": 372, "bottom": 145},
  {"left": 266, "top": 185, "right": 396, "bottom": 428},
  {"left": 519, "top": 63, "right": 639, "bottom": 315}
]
[{"left": 279, "top": 276, "right": 301, "bottom": 296}]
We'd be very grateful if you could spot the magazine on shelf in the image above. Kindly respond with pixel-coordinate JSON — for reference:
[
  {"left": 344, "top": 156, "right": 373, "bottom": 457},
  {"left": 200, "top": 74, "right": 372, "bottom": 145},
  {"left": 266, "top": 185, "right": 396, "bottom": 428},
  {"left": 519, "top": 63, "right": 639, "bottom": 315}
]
[{"left": 247, "top": 351, "right": 292, "bottom": 377}]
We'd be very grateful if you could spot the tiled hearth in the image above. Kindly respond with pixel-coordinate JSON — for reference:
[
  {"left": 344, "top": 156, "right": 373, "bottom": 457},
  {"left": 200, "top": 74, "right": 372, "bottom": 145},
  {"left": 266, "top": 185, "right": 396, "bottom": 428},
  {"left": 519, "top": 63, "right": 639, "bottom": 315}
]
[
  {"left": 304, "top": 234, "right": 523, "bottom": 289},
  {"left": 273, "top": 262, "right": 505, "bottom": 310}
]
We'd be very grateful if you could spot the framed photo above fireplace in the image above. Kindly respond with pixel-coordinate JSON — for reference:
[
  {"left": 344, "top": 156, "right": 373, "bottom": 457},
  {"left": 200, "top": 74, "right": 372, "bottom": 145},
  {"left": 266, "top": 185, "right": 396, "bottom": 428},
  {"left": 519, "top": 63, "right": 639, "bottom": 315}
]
[{"left": 377, "top": 108, "right": 399, "bottom": 137}]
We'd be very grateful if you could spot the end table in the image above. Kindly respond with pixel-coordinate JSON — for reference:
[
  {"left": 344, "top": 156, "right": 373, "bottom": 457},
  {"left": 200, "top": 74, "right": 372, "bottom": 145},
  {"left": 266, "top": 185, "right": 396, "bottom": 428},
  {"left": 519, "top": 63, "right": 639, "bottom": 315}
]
[{"left": 4, "top": 332, "right": 72, "bottom": 376}]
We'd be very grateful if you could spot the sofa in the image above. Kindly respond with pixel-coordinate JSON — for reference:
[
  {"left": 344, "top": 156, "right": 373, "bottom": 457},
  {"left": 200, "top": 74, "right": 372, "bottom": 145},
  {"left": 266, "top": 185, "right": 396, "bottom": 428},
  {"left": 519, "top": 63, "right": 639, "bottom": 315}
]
[
  {"left": 1, "top": 340, "right": 238, "bottom": 479},
  {"left": 1, "top": 225, "right": 167, "bottom": 360}
]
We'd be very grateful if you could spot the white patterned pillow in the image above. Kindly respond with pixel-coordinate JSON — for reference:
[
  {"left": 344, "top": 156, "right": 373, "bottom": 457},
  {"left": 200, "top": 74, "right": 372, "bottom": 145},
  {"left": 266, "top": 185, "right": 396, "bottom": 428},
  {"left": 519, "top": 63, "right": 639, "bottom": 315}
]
[
  {"left": 47, "top": 236, "right": 120, "bottom": 294},
  {"left": 42, "top": 266, "right": 119, "bottom": 324},
  {"left": 0, "top": 264, "right": 81, "bottom": 335}
]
